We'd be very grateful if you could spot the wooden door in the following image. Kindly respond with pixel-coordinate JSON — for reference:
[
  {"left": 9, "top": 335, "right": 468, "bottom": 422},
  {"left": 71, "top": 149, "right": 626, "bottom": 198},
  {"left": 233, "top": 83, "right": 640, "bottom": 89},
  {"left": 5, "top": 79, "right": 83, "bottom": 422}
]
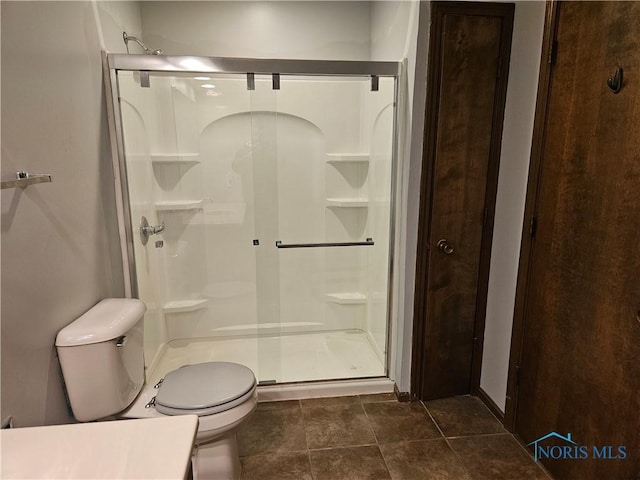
[
  {"left": 413, "top": 2, "right": 514, "bottom": 399},
  {"left": 512, "top": 3, "right": 640, "bottom": 479}
]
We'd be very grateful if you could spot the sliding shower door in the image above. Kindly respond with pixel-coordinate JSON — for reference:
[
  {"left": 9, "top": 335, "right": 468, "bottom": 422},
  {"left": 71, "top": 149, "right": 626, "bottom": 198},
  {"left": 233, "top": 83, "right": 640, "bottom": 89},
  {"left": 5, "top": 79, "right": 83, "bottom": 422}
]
[
  {"left": 264, "top": 75, "right": 395, "bottom": 382},
  {"left": 113, "top": 63, "right": 396, "bottom": 385}
]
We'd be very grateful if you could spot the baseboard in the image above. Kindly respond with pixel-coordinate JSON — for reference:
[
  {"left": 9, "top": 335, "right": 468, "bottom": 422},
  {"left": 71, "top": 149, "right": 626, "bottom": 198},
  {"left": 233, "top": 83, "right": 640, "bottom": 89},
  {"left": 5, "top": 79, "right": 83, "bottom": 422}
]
[
  {"left": 474, "top": 386, "right": 505, "bottom": 423},
  {"left": 394, "top": 382, "right": 414, "bottom": 402}
]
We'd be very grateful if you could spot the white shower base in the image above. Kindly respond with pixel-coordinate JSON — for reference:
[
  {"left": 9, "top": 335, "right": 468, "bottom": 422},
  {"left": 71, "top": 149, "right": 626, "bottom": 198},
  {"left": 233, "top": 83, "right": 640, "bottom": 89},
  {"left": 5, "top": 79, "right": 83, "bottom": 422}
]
[{"left": 147, "top": 329, "right": 386, "bottom": 386}]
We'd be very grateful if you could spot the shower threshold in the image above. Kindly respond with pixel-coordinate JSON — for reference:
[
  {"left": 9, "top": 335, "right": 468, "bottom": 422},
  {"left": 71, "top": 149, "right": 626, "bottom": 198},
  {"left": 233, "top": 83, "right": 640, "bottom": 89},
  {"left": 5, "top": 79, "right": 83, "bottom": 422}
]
[{"left": 147, "top": 330, "right": 391, "bottom": 398}]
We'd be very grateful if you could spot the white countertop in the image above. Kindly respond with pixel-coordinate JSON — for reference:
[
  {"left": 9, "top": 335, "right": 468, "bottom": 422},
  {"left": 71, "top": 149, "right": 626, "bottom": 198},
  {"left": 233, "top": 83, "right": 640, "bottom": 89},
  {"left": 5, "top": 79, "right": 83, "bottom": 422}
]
[{"left": 1, "top": 415, "right": 198, "bottom": 479}]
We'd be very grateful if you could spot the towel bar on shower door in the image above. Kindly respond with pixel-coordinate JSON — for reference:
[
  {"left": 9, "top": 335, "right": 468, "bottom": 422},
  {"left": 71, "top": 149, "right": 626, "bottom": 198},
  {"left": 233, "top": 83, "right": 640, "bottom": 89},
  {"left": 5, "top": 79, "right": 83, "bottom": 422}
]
[{"left": 275, "top": 238, "right": 374, "bottom": 248}]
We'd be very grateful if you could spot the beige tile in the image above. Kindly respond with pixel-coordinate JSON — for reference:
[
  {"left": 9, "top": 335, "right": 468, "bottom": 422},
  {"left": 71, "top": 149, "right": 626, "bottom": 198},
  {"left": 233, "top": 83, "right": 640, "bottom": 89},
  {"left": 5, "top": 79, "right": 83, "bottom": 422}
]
[
  {"left": 304, "top": 404, "right": 376, "bottom": 449},
  {"left": 424, "top": 396, "right": 506, "bottom": 437},
  {"left": 380, "top": 439, "right": 472, "bottom": 480},
  {"left": 310, "top": 445, "right": 391, "bottom": 480},
  {"left": 238, "top": 408, "right": 306, "bottom": 456},
  {"left": 364, "top": 401, "right": 441, "bottom": 444},
  {"left": 241, "top": 452, "right": 312, "bottom": 480}
]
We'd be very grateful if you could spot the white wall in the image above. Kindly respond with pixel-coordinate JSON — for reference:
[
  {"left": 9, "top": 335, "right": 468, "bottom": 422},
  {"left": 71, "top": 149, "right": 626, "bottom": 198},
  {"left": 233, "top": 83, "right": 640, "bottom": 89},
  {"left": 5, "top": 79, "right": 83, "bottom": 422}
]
[
  {"left": 480, "top": 1, "right": 546, "bottom": 412},
  {"left": 0, "top": 1, "right": 141, "bottom": 426},
  {"left": 140, "top": 1, "right": 371, "bottom": 60}
]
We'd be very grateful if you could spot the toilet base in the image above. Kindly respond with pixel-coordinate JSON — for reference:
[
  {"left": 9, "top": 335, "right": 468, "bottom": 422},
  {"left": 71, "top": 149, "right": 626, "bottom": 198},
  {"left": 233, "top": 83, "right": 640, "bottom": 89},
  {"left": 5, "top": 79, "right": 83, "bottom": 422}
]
[{"left": 193, "top": 433, "right": 241, "bottom": 480}]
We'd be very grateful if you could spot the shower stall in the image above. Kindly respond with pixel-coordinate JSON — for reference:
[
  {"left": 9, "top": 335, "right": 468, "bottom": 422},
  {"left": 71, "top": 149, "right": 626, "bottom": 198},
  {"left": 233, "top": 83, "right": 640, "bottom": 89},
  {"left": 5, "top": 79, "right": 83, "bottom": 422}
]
[{"left": 104, "top": 54, "right": 400, "bottom": 390}]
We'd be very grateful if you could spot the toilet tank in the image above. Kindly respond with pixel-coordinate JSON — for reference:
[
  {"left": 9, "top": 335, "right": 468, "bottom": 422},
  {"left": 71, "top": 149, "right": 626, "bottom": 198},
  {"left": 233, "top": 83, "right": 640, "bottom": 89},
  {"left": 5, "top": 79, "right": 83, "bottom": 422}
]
[{"left": 56, "top": 299, "right": 146, "bottom": 422}]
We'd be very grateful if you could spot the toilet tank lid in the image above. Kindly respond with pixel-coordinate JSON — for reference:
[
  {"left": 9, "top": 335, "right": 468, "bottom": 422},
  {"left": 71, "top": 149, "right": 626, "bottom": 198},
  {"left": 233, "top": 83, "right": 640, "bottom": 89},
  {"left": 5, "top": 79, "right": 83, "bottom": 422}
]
[{"left": 56, "top": 299, "right": 146, "bottom": 347}]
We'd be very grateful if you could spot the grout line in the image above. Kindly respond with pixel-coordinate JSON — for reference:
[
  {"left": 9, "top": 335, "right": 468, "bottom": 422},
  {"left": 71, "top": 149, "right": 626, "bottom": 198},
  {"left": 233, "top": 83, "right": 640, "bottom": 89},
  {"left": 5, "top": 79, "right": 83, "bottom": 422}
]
[
  {"left": 359, "top": 401, "right": 380, "bottom": 444},
  {"left": 297, "top": 398, "right": 314, "bottom": 478},
  {"left": 444, "top": 431, "right": 512, "bottom": 440},
  {"left": 421, "top": 401, "right": 475, "bottom": 479},
  {"left": 510, "top": 433, "right": 555, "bottom": 479},
  {"left": 308, "top": 442, "right": 379, "bottom": 453},
  {"left": 420, "top": 400, "right": 446, "bottom": 439},
  {"left": 359, "top": 399, "right": 395, "bottom": 477}
]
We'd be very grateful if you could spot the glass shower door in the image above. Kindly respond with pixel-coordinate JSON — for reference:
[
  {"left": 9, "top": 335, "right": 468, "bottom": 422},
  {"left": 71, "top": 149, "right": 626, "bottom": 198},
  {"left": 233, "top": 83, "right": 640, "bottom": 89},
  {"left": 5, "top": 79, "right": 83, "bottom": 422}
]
[
  {"left": 115, "top": 66, "right": 396, "bottom": 386},
  {"left": 117, "top": 70, "right": 263, "bottom": 383},
  {"left": 248, "top": 75, "right": 283, "bottom": 384},
  {"left": 266, "top": 74, "right": 396, "bottom": 382}
]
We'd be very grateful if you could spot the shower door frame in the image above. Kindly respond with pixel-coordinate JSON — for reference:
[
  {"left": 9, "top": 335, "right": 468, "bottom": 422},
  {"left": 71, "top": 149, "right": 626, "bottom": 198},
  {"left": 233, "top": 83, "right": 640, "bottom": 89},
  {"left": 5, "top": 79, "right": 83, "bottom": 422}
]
[{"left": 102, "top": 52, "right": 402, "bottom": 381}]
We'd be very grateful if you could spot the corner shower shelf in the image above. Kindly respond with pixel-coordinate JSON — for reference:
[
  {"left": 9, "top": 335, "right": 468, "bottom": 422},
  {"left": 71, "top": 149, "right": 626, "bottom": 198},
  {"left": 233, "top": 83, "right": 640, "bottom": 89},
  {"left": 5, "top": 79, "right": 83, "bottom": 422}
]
[
  {"left": 326, "top": 153, "right": 370, "bottom": 163},
  {"left": 163, "top": 299, "right": 209, "bottom": 313},
  {"left": 326, "top": 198, "right": 369, "bottom": 208},
  {"left": 155, "top": 200, "right": 203, "bottom": 211},
  {"left": 326, "top": 293, "right": 367, "bottom": 305},
  {"left": 151, "top": 153, "right": 200, "bottom": 165}
]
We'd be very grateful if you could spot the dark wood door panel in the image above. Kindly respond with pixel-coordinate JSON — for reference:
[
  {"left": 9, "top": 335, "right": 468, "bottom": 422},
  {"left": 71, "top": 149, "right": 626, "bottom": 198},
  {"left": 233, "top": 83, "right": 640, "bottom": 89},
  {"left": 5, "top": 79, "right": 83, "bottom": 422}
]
[
  {"left": 516, "top": 3, "right": 640, "bottom": 479},
  {"left": 420, "top": 9, "right": 510, "bottom": 399}
]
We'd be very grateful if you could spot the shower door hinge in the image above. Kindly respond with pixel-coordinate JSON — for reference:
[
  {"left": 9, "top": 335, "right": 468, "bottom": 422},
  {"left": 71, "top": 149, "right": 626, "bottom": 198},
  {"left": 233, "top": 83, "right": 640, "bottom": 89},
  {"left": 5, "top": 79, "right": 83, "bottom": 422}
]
[
  {"left": 529, "top": 216, "right": 538, "bottom": 238},
  {"left": 371, "top": 75, "right": 379, "bottom": 92},
  {"left": 247, "top": 73, "right": 255, "bottom": 91},
  {"left": 272, "top": 73, "right": 280, "bottom": 90}
]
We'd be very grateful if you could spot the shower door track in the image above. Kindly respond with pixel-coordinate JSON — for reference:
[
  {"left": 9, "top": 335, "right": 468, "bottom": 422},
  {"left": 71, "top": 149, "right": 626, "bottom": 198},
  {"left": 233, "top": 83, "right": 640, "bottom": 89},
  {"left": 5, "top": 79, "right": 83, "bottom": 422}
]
[
  {"left": 107, "top": 54, "right": 401, "bottom": 77},
  {"left": 102, "top": 51, "right": 403, "bottom": 385}
]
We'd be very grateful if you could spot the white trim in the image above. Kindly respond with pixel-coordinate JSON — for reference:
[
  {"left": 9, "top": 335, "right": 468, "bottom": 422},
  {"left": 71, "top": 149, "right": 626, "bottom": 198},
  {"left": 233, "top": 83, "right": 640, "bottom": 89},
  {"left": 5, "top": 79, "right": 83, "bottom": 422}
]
[{"left": 257, "top": 378, "right": 394, "bottom": 402}]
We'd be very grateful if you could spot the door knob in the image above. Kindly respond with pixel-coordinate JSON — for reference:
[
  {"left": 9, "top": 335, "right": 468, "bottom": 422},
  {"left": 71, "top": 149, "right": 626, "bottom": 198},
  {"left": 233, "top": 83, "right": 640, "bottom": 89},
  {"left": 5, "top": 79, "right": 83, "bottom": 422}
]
[{"left": 436, "top": 238, "right": 454, "bottom": 255}]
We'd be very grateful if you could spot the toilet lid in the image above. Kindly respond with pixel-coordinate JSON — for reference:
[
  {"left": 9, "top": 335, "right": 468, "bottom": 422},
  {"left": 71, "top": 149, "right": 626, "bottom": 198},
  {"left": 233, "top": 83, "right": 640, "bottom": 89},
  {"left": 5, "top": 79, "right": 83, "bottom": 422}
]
[{"left": 155, "top": 362, "right": 256, "bottom": 416}]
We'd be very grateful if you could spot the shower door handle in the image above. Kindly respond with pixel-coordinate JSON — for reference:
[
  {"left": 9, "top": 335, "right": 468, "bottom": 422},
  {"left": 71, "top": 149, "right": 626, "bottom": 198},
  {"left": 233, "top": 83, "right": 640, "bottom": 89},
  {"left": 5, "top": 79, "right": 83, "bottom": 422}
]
[{"left": 275, "top": 238, "right": 374, "bottom": 248}]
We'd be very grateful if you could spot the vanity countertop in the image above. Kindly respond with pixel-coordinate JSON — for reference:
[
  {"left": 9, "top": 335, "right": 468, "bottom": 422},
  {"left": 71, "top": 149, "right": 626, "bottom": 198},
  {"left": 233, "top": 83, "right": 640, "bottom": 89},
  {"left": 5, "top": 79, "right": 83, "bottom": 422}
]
[{"left": 1, "top": 415, "right": 198, "bottom": 479}]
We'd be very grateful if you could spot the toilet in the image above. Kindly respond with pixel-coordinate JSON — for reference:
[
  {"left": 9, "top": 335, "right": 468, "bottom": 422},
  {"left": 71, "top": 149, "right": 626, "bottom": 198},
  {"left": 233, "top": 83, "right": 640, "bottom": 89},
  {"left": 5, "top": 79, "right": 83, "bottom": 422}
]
[{"left": 55, "top": 298, "right": 257, "bottom": 480}]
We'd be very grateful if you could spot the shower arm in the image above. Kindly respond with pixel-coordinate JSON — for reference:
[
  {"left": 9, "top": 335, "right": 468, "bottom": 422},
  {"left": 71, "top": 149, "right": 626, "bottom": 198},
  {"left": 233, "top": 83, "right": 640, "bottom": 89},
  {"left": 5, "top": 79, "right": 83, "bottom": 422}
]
[{"left": 122, "top": 32, "right": 164, "bottom": 56}]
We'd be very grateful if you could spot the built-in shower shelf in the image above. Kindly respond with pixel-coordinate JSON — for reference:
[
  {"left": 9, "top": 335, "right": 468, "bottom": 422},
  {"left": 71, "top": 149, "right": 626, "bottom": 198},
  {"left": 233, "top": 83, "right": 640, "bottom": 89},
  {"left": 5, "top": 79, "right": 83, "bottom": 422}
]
[
  {"left": 326, "top": 293, "right": 367, "bottom": 305},
  {"left": 326, "top": 198, "right": 369, "bottom": 208},
  {"left": 151, "top": 153, "right": 200, "bottom": 164},
  {"left": 163, "top": 299, "right": 209, "bottom": 313},
  {"left": 326, "top": 153, "right": 370, "bottom": 163},
  {"left": 155, "top": 200, "right": 203, "bottom": 211}
]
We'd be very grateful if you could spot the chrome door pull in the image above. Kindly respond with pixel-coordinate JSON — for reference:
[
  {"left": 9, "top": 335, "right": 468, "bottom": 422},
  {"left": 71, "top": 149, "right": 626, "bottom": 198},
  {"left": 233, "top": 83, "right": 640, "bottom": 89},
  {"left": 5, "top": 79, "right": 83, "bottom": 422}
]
[
  {"left": 436, "top": 239, "right": 454, "bottom": 255},
  {"left": 140, "top": 216, "right": 165, "bottom": 245}
]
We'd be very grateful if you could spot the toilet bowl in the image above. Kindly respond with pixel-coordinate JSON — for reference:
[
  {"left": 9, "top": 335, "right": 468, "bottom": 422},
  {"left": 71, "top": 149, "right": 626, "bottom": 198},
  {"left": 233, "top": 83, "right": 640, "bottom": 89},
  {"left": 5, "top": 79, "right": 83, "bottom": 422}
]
[
  {"left": 120, "top": 362, "right": 258, "bottom": 480},
  {"left": 56, "top": 298, "right": 256, "bottom": 480}
]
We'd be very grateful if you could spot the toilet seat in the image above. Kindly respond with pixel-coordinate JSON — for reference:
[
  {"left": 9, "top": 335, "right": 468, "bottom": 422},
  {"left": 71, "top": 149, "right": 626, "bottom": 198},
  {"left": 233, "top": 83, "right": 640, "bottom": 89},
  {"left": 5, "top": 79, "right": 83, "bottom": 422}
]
[{"left": 154, "top": 362, "right": 257, "bottom": 416}]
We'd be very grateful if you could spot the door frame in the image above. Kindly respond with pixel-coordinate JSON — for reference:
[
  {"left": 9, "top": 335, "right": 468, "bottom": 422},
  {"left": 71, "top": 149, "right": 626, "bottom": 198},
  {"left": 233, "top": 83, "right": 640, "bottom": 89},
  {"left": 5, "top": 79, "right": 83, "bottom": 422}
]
[
  {"left": 411, "top": 1, "right": 514, "bottom": 401},
  {"left": 503, "top": 0, "right": 558, "bottom": 431}
]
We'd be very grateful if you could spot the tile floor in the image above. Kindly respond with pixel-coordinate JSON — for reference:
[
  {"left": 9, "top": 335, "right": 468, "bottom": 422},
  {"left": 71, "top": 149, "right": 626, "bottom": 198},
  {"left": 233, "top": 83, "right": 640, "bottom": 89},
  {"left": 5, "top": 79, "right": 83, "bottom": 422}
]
[{"left": 237, "top": 394, "right": 552, "bottom": 480}]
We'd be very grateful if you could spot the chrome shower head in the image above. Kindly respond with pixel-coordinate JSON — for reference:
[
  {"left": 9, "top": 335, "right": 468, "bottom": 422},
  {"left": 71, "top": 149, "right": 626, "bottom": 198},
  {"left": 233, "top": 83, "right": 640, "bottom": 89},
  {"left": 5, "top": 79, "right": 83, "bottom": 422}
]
[{"left": 123, "top": 32, "right": 164, "bottom": 55}]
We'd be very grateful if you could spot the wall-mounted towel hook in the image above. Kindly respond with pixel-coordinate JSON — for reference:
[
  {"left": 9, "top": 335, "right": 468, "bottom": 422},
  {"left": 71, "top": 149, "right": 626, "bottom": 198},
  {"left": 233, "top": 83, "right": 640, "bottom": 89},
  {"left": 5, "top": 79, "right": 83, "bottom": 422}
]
[{"left": 607, "top": 67, "right": 623, "bottom": 94}]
